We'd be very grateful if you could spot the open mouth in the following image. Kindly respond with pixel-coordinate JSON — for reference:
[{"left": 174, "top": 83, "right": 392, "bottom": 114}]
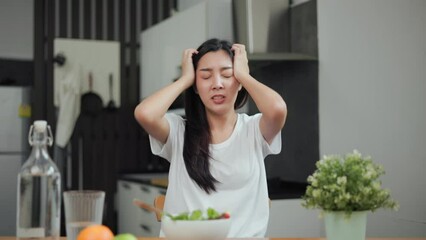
[{"left": 211, "top": 95, "right": 225, "bottom": 104}]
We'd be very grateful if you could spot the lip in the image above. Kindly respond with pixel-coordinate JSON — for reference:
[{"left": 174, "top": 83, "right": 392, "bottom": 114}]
[{"left": 211, "top": 94, "right": 225, "bottom": 104}]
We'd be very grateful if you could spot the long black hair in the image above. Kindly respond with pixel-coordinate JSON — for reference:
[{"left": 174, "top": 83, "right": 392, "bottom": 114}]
[{"left": 183, "top": 38, "right": 248, "bottom": 194}]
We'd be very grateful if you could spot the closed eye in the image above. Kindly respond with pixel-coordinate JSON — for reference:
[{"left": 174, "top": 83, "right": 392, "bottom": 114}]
[
  {"left": 222, "top": 68, "right": 233, "bottom": 78},
  {"left": 199, "top": 68, "right": 212, "bottom": 79}
]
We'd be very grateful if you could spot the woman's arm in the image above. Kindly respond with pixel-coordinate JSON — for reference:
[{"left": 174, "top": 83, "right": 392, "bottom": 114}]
[
  {"left": 134, "top": 49, "right": 198, "bottom": 143},
  {"left": 231, "top": 44, "right": 287, "bottom": 144}
]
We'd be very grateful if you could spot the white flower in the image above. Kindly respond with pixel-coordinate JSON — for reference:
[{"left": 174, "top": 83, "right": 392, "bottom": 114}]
[
  {"left": 312, "top": 189, "right": 321, "bottom": 198},
  {"left": 337, "top": 176, "right": 347, "bottom": 185},
  {"left": 352, "top": 149, "right": 362, "bottom": 158},
  {"left": 345, "top": 193, "right": 351, "bottom": 200},
  {"left": 362, "top": 187, "right": 371, "bottom": 195},
  {"left": 363, "top": 170, "right": 373, "bottom": 179},
  {"left": 363, "top": 165, "right": 376, "bottom": 179},
  {"left": 307, "top": 176, "right": 318, "bottom": 187},
  {"left": 372, "top": 181, "right": 381, "bottom": 190}
]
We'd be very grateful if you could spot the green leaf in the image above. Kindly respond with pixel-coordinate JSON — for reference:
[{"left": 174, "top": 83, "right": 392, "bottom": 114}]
[
  {"left": 207, "top": 207, "right": 221, "bottom": 219},
  {"left": 168, "top": 212, "right": 189, "bottom": 220},
  {"left": 189, "top": 210, "right": 203, "bottom": 220}
]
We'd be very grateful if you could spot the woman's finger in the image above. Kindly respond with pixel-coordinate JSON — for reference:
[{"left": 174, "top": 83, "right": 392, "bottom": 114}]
[{"left": 231, "top": 44, "right": 246, "bottom": 52}]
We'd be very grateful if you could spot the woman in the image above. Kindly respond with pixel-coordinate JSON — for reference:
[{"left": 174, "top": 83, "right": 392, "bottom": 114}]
[{"left": 134, "top": 39, "right": 287, "bottom": 237}]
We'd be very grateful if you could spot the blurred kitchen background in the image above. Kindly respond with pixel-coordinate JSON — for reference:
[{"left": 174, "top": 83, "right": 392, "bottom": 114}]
[{"left": 0, "top": 0, "right": 425, "bottom": 238}]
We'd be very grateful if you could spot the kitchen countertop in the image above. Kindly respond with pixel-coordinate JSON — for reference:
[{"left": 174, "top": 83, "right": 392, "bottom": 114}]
[
  {"left": 119, "top": 173, "right": 307, "bottom": 199},
  {"left": 119, "top": 173, "right": 168, "bottom": 188}
]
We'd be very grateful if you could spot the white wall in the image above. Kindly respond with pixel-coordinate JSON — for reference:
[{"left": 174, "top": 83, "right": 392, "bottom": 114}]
[
  {"left": 0, "top": 0, "right": 33, "bottom": 59},
  {"left": 318, "top": 0, "right": 426, "bottom": 237}
]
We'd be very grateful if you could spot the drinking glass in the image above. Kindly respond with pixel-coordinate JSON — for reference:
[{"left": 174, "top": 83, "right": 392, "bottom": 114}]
[{"left": 63, "top": 190, "right": 105, "bottom": 240}]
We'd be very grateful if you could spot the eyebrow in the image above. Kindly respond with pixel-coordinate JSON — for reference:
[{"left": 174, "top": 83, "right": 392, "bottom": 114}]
[{"left": 199, "top": 66, "right": 233, "bottom": 72}]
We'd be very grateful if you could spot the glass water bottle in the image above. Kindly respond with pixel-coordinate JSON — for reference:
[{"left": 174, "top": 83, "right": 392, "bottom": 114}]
[{"left": 17, "top": 120, "right": 61, "bottom": 240}]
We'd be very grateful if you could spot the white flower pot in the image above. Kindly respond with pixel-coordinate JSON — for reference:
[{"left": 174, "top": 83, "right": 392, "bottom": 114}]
[{"left": 324, "top": 211, "right": 367, "bottom": 240}]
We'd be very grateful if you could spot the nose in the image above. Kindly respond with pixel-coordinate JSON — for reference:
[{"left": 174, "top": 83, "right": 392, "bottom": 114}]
[{"left": 212, "top": 74, "right": 224, "bottom": 90}]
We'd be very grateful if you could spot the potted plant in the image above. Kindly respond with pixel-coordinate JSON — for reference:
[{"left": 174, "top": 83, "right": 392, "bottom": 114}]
[{"left": 302, "top": 150, "right": 399, "bottom": 240}]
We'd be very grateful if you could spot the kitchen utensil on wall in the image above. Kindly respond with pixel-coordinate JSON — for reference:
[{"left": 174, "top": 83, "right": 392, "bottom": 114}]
[
  {"left": 54, "top": 39, "right": 121, "bottom": 109},
  {"left": 106, "top": 73, "right": 117, "bottom": 111},
  {"left": 81, "top": 72, "right": 103, "bottom": 117}
]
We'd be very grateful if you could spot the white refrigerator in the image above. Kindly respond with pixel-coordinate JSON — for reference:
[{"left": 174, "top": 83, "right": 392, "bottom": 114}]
[{"left": 0, "top": 86, "right": 31, "bottom": 235}]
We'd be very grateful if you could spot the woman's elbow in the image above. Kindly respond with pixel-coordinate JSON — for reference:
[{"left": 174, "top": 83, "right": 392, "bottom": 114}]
[
  {"left": 272, "top": 99, "right": 287, "bottom": 128},
  {"left": 134, "top": 103, "right": 153, "bottom": 126}
]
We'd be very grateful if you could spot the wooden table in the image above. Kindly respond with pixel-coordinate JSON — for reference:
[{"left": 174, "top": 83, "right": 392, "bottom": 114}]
[{"left": 1, "top": 237, "right": 425, "bottom": 240}]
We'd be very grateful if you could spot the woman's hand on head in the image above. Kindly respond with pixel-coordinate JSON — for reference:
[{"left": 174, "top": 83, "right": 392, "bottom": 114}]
[
  {"left": 180, "top": 48, "right": 198, "bottom": 86},
  {"left": 231, "top": 44, "right": 250, "bottom": 82}
]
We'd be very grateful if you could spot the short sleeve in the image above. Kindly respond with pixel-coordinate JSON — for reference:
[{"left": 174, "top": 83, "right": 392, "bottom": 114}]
[
  {"left": 149, "top": 113, "right": 184, "bottom": 162},
  {"left": 264, "top": 130, "right": 281, "bottom": 155},
  {"left": 251, "top": 113, "right": 282, "bottom": 157}
]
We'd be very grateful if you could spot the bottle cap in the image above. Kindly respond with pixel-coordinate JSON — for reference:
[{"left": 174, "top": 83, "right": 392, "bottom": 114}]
[{"left": 33, "top": 120, "right": 47, "bottom": 133}]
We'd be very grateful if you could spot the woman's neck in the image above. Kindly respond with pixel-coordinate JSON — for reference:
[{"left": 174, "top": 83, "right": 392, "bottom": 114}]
[{"left": 207, "top": 111, "right": 238, "bottom": 144}]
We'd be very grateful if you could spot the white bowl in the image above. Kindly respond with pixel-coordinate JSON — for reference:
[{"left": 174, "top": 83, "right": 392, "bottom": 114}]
[{"left": 162, "top": 217, "right": 231, "bottom": 240}]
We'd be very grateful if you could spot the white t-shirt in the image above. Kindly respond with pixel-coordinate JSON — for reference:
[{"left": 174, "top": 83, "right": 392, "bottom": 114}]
[{"left": 149, "top": 113, "right": 281, "bottom": 237}]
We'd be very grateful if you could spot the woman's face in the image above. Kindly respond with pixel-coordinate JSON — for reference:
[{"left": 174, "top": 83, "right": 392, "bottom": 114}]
[{"left": 195, "top": 50, "right": 241, "bottom": 116}]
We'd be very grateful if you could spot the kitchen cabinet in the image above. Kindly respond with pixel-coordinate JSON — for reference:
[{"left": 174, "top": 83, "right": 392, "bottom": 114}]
[{"left": 117, "top": 180, "right": 166, "bottom": 237}]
